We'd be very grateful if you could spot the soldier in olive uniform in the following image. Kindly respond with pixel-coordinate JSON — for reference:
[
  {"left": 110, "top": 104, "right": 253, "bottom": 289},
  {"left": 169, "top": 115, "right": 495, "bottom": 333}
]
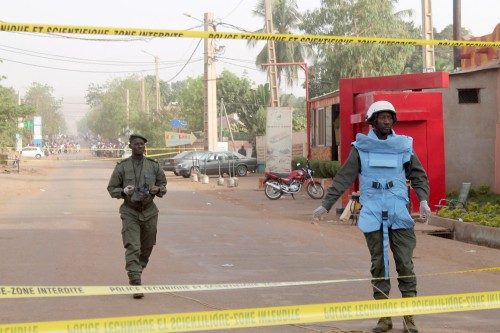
[{"left": 107, "top": 134, "right": 167, "bottom": 299}]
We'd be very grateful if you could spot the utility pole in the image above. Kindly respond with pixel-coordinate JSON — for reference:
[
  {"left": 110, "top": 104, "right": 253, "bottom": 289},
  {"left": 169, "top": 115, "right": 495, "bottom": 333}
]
[
  {"left": 453, "top": 0, "right": 462, "bottom": 69},
  {"left": 154, "top": 56, "right": 160, "bottom": 113},
  {"left": 126, "top": 89, "right": 130, "bottom": 133},
  {"left": 421, "top": 0, "right": 435, "bottom": 71},
  {"left": 142, "top": 50, "right": 160, "bottom": 114},
  {"left": 221, "top": 99, "right": 236, "bottom": 151},
  {"left": 203, "top": 12, "right": 218, "bottom": 151},
  {"left": 16, "top": 91, "right": 22, "bottom": 152},
  {"left": 264, "top": 0, "right": 280, "bottom": 107},
  {"left": 141, "top": 76, "right": 146, "bottom": 113}
]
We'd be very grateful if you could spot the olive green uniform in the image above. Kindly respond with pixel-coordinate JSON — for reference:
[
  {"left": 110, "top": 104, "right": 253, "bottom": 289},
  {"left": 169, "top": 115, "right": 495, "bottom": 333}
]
[
  {"left": 322, "top": 147, "right": 429, "bottom": 300},
  {"left": 107, "top": 156, "right": 167, "bottom": 282}
]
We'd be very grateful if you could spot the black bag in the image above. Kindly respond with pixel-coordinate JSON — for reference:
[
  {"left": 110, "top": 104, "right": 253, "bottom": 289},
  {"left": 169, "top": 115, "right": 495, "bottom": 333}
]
[{"left": 131, "top": 184, "right": 150, "bottom": 203}]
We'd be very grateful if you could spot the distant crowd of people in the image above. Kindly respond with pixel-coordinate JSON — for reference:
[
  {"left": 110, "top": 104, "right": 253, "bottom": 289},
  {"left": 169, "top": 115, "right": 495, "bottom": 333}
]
[
  {"left": 20, "top": 133, "right": 129, "bottom": 158},
  {"left": 43, "top": 136, "right": 81, "bottom": 155},
  {"left": 84, "top": 132, "right": 127, "bottom": 158}
]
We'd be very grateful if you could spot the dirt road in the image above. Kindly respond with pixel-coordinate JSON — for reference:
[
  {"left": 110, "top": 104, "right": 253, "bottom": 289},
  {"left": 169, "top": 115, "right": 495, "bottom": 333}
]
[{"left": 0, "top": 159, "right": 499, "bottom": 332}]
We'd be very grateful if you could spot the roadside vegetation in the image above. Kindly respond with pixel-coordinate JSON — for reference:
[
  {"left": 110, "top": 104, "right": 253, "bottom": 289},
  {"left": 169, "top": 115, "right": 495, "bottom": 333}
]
[
  {"left": 292, "top": 157, "right": 339, "bottom": 178},
  {"left": 437, "top": 186, "right": 500, "bottom": 228}
]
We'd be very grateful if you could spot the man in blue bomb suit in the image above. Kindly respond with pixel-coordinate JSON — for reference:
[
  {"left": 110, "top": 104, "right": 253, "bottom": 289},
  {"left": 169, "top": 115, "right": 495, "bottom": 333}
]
[{"left": 313, "top": 101, "right": 431, "bottom": 333}]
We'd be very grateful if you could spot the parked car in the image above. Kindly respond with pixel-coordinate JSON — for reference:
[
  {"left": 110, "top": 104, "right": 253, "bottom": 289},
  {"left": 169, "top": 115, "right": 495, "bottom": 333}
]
[
  {"left": 163, "top": 151, "right": 208, "bottom": 175},
  {"left": 175, "top": 151, "right": 257, "bottom": 178},
  {"left": 21, "top": 146, "right": 45, "bottom": 159}
]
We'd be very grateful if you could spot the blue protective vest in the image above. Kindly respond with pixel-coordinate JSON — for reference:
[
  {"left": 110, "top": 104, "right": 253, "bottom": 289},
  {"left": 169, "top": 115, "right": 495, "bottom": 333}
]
[{"left": 353, "top": 129, "right": 414, "bottom": 278}]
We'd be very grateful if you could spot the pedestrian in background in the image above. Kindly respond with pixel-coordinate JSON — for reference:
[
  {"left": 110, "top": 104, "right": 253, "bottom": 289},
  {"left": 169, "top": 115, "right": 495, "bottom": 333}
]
[
  {"left": 313, "top": 101, "right": 431, "bottom": 333},
  {"left": 107, "top": 134, "right": 167, "bottom": 299},
  {"left": 238, "top": 145, "right": 247, "bottom": 156}
]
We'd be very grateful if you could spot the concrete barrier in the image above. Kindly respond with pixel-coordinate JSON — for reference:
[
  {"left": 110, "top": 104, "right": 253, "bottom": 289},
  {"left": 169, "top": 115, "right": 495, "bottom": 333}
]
[{"left": 429, "top": 215, "right": 500, "bottom": 249}]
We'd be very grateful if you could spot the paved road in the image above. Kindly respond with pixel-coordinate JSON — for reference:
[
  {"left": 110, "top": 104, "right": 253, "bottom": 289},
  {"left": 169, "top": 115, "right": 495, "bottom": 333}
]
[{"left": 0, "top": 160, "right": 499, "bottom": 332}]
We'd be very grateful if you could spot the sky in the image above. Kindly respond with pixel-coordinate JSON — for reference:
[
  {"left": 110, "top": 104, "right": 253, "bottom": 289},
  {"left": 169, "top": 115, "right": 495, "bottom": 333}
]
[{"left": 0, "top": 0, "right": 499, "bottom": 134}]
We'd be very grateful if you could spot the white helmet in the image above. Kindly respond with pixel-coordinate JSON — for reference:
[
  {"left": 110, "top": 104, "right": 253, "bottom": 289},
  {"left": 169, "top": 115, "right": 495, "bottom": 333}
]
[{"left": 365, "top": 100, "right": 396, "bottom": 122}]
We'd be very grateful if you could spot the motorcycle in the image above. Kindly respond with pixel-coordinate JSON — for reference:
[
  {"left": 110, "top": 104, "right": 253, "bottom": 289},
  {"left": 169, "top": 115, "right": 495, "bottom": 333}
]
[{"left": 263, "top": 161, "right": 325, "bottom": 200}]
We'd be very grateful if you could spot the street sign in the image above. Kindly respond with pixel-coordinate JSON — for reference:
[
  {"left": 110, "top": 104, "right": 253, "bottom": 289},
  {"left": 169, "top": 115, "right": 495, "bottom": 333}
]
[
  {"left": 170, "top": 118, "right": 187, "bottom": 129},
  {"left": 24, "top": 120, "right": 33, "bottom": 129},
  {"left": 164, "top": 131, "right": 197, "bottom": 147}
]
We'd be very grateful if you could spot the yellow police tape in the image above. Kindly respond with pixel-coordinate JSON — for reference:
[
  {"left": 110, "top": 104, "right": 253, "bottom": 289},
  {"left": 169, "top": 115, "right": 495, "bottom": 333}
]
[
  {"left": 0, "top": 291, "right": 499, "bottom": 332},
  {"left": 1, "top": 266, "right": 498, "bottom": 299},
  {"left": 1, "top": 21, "right": 499, "bottom": 48}
]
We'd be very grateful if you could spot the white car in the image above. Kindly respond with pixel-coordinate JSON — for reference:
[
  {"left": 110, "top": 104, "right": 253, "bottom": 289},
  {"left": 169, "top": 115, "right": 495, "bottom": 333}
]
[{"left": 21, "top": 146, "right": 45, "bottom": 159}]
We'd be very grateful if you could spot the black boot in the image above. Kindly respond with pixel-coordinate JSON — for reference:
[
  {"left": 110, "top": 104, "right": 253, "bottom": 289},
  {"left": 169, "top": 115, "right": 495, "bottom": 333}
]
[
  {"left": 372, "top": 317, "right": 392, "bottom": 332},
  {"left": 129, "top": 278, "right": 144, "bottom": 299},
  {"left": 403, "top": 315, "right": 418, "bottom": 333}
]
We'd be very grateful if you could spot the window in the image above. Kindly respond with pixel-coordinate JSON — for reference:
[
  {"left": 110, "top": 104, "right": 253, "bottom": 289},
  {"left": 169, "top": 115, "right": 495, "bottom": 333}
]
[
  {"left": 312, "top": 106, "right": 335, "bottom": 147},
  {"left": 315, "top": 108, "right": 326, "bottom": 146},
  {"left": 458, "top": 89, "right": 480, "bottom": 104}
]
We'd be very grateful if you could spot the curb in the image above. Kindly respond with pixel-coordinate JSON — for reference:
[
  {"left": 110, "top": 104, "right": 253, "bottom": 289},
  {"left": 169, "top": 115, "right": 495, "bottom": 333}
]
[{"left": 429, "top": 215, "right": 500, "bottom": 249}]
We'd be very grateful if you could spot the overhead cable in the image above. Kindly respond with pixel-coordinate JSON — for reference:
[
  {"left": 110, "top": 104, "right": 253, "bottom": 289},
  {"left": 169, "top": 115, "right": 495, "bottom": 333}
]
[
  {"left": 0, "top": 43, "right": 195, "bottom": 65},
  {"left": 165, "top": 39, "right": 202, "bottom": 82},
  {"left": 0, "top": 57, "right": 202, "bottom": 74}
]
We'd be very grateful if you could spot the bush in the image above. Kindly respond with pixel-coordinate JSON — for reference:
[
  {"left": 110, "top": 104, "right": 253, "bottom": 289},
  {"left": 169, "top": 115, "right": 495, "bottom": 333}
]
[
  {"left": 477, "top": 185, "right": 490, "bottom": 196},
  {"left": 291, "top": 156, "right": 307, "bottom": 170},
  {"left": 437, "top": 190, "right": 500, "bottom": 228},
  {"left": 291, "top": 158, "right": 340, "bottom": 178}
]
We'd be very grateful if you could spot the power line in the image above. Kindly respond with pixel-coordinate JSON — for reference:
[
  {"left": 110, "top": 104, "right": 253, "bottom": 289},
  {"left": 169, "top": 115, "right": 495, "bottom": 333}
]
[
  {"left": 217, "top": 59, "right": 261, "bottom": 72},
  {"left": 0, "top": 57, "right": 202, "bottom": 74},
  {"left": 0, "top": 47, "right": 153, "bottom": 67},
  {"left": 165, "top": 39, "right": 202, "bottom": 82},
  {"left": 217, "top": 56, "right": 255, "bottom": 64},
  {"left": 220, "top": 0, "right": 245, "bottom": 20},
  {"left": 216, "top": 21, "right": 252, "bottom": 33},
  {"left": 0, "top": 43, "right": 195, "bottom": 65},
  {"left": 1, "top": 30, "right": 151, "bottom": 42}
]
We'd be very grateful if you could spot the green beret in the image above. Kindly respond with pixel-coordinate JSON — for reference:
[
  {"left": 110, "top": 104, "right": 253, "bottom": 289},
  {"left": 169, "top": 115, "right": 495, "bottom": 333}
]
[{"left": 129, "top": 133, "right": 147, "bottom": 143}]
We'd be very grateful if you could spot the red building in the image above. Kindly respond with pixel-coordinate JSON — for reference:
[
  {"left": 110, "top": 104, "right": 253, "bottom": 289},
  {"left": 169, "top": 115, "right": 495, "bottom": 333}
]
[{"left": 308, "top": 72, "right": 449, "bottom": 210}]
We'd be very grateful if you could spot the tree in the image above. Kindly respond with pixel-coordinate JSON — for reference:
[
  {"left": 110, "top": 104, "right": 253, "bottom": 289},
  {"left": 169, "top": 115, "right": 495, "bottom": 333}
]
[
  {"left": 85, "top": 80, "right": 131, "bottom": 141},
  {"left": 434, "top": 25, "right": 471, "bottom": 71},
  {"left": 83, "top": 75, "right": 203, "bottom": 146},
  {"left": 24, "top": 83, "right": 66, "bottom": 139},
  {"left": 280, "top": 93, "right": 306, "bottom": 131},
  {"left": 249, "top": 0, "right": 307, "bottom": 86},
  {"left": 403, "top": 24, "right": 472, "bottom": 73},
  {"left": 0, "top": 84, "right": 34, "bottom": 147},
  {"left": 301, "top": 0, "right": 417, "bottom": 97},
  {"left": 175, "top": 76, "right": 204, "bottom": 134},
  {"left": 81, "top": 69, "right": 303, "bottom": 149},
  {"left": 85, "top": 75, "right": 169, "bottom": 146},
  {"left": 216, "top": 70, "right": 269, "bottom": 147}
]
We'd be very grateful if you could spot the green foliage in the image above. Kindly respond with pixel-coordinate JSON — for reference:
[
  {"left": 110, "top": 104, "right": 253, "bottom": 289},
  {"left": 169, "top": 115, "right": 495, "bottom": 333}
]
[
  {"left": 176, "top": 76, "right": 204, "bottom": 133},
  {"left": 83, "top": 75, "right": 202, "bottom": 146},
  {"left": 250, "top": 0, "right": 308, "bottom": 87},
  {"left": 24, "top": 83, "right": 66, "bottom": 139},
  {"left": 301, "top": 0, "right": 418, "bottom": 97},
  {"left": 0, "top": 84, "right": 35, "bottom": 147},
  {"left": 82, "top": 69, "right": 286, "bottom": 148},
  {"left": 437, "top": 207, "right": 464, "bottom": 220},
  {"left": 477, "top": 185, "right": 490, "bottom": 196},
  {"left": 292, "top": 156, "right": 307, "bottom": 169},
  {"left": 437, "top": 186, "right": 500, "bottom": 228},
  {"left": 402, "top": 25, "right": 472, "bottom": 73},
  {"left": 281, "top": 94, "right": 306, "bottom": 131},
  {"left": 217, "top": 70, "right": 270, "bottom": 147},
  {"left": 292, "top": 157, "right": 339, "bottom": 178}
]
